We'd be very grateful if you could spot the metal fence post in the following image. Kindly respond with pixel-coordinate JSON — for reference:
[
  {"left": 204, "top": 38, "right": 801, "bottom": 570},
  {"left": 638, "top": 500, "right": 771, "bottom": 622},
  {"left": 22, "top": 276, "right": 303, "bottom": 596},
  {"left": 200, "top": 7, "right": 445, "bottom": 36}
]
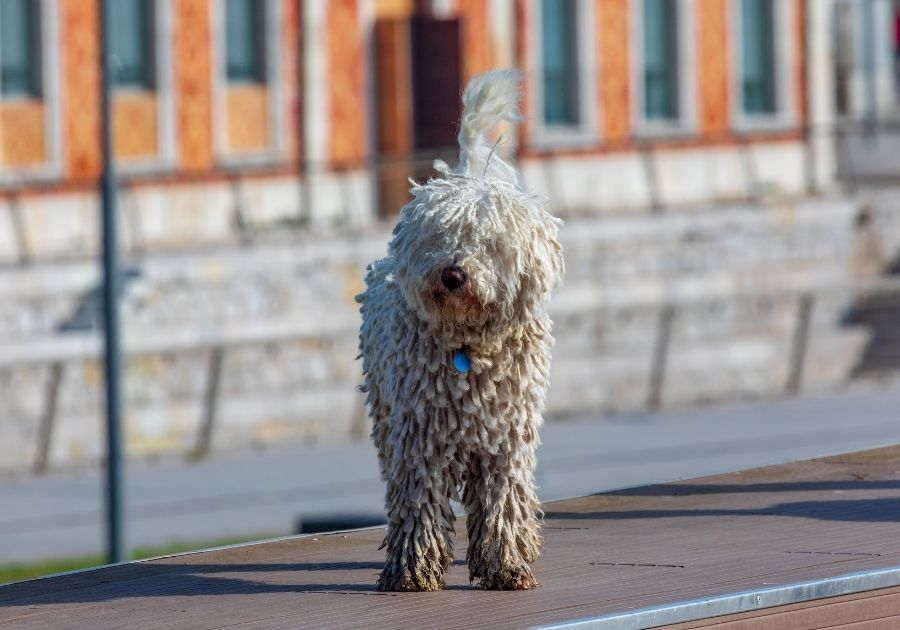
[
  {"left": 8, "top": 193, "right": 32, "bottom": 265},
  {"left": 738, "top": 135, "right": 762, "bottom": 202},
  {"left": 194, "top": 347, "right": 225, "bottom": 459},
  {"left": 639, "top": 141, "right": 663, "bottom": 213},
  {"left": 33, "top": 363, "right": 64, "bottom": 475},
  {"left": 647, "top": 305, "right": 675, "bottom": 411},
  {"left": 230, "top": 176, "right": 252, "bottom": 245},
  {"left": 786, "top": 293, "right": 815, "bottom": 395}
]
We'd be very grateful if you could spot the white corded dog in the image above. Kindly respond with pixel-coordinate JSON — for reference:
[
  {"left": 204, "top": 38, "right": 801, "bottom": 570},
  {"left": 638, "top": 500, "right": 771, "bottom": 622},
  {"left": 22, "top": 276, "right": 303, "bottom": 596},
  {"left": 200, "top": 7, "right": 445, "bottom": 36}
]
[{"left": 357, "top": 69, "right": 564, "bottom": 591}]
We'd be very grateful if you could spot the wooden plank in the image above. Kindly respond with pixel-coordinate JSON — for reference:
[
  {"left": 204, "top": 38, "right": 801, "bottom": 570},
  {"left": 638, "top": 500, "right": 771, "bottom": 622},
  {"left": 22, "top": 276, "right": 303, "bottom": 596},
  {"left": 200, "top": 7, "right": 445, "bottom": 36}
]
[{"left": 2, "top": 446, "right": 900, "bottom": 629}]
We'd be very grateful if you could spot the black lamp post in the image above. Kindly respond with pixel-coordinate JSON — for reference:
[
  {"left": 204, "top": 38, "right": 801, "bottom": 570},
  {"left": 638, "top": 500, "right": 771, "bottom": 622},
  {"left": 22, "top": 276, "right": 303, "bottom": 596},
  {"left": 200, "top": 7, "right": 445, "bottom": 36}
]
[{"left": 99, "top": 0, "right": 125, "bottom": 565}]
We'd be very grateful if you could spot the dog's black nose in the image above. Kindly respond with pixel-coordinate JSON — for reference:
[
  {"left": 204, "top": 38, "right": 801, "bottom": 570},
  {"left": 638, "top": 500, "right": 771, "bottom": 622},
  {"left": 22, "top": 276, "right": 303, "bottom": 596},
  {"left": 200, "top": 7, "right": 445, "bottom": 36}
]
[{"left": 441, "top": 266, "right": 466, "bottom": 290}]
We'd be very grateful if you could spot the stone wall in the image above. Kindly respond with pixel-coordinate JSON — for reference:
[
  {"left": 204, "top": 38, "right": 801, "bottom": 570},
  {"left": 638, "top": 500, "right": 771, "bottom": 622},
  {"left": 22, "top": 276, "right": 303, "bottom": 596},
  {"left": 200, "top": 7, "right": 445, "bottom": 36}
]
[{"left": 1, "top": 192, "right": 895, "bottom": 475}]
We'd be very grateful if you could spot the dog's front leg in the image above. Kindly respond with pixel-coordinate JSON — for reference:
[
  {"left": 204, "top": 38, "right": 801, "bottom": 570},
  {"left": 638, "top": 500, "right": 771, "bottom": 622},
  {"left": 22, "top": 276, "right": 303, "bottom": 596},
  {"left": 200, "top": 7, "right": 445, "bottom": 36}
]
[
  {"left": 378, "top": 456, "right": 454, "bottom": 591},
  {"left": 464, "top": 452, "right": 541, "bottom": 590}
]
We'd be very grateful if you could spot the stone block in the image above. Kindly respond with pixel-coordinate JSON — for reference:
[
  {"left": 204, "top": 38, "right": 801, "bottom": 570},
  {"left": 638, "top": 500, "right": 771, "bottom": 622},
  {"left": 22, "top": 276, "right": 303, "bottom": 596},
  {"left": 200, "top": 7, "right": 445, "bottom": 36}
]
[
  {"left": 133, "top": 182, "right": 234, "bottom": 249},
  {"left": 21, "top": 192, "right": 99, "bottom": 260},
  {"left": 240, "top": 176, "right": 303, "bottom": 230}
]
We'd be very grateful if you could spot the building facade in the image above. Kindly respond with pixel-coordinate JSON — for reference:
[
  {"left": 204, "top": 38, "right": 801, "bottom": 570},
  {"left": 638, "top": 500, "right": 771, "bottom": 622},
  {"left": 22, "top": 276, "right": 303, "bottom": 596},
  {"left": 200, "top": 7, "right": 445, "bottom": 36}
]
[
  {"left": 0, "top": 0, "right": 892, "bottom": 260},
  {"left": 5, "top": 1, "right": 900, "bottom": 473}
]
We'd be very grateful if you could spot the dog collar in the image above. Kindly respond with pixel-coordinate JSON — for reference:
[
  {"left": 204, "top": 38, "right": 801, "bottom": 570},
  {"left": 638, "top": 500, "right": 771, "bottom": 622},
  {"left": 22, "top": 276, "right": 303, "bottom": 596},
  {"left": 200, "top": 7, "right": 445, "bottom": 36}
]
[{"left": 453, "top": 351, "right": 471, "bottom": 373}]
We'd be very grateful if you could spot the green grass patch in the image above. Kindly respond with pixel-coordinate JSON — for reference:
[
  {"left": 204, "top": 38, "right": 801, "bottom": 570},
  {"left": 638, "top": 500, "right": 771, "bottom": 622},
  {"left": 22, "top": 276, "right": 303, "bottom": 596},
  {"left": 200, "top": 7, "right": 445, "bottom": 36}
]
[{"left": 0, "top": 533, "right": 282, "bottom": 586}]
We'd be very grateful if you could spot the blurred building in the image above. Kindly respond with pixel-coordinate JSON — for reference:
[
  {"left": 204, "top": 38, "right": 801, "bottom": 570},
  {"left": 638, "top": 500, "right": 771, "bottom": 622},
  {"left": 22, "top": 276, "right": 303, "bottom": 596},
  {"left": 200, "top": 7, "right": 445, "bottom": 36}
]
[
  {"left": 832, "top": 0, "right": 898, "bottom": 120},
  {"left": 2, "top": 0, "right": 897, "bottom": 259},
  {"left": 2, "top": 1, "right": 900, "bottom": 474}
]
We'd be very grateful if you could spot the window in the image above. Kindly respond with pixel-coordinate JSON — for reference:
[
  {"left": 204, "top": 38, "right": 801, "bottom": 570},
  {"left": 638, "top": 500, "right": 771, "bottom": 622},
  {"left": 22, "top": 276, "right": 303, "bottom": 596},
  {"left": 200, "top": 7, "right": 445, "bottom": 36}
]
[
  {"left": 108, "top": 0, "right": 156, "bottom": 89},
  {"left": 540, "top": 0, "right": 579, "bottom": 126},
  {"left": 0, "top": 0, "right": 62, "bottom": 176},
  {"left": 0, "top": 0, "right": 42, "bottom": 97},
  {"left": 214, "top": 0, "right": 283, "bottom": 160},
  {"left": 634, "top": 0, "right": 695, "bottom": 133},
  {"left": 225, "top": 0, "right": 267, "bottom": 83},
  {"left": 740, "top": 0, "right": 777, "bottom": 115},
  {"left": 641, "top": 0, "right": 679, "bottom": 120},
  {"left": 532, "top": 0, "right": 596, "bottom": 143}
]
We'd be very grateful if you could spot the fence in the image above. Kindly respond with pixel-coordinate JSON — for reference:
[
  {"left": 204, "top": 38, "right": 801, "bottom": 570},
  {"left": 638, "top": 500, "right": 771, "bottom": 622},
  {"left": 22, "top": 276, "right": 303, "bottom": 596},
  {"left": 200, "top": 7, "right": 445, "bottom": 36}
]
[{"left": 9, "top": 273, "right": 900, "bottom": 475}]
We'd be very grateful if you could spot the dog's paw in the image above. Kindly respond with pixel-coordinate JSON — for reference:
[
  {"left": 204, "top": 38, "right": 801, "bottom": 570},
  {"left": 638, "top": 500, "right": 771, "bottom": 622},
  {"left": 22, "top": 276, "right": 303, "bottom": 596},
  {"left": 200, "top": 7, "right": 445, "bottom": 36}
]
[
  {"left": 475, "top": 565, "right": 540, "bottom": 591},
  {"left": 377, "top": 566, "right": 445, "bottom": 592}
]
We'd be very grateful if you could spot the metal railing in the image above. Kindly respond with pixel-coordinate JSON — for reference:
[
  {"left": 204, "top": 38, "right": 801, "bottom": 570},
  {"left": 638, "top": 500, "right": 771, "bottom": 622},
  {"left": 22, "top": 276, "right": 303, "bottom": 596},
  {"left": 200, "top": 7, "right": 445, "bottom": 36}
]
[{"left": 12, "top": 275, "right": 900, "bottom": 475}]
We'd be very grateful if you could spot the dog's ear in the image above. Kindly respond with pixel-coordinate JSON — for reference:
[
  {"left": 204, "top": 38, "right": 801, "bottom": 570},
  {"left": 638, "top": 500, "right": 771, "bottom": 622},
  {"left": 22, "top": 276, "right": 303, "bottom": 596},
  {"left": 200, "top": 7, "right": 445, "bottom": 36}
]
[{"left": 455, "top": 69, "right": 523, "bottom": 186}]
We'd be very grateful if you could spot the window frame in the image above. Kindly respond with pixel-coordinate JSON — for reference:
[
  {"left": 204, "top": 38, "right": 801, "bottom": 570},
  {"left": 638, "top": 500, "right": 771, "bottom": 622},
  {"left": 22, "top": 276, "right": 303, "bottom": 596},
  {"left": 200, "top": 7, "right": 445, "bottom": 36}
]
[
  {"left": 528, "top": 0, "right": 598, "bottom": 149},
  {"left": 729, "top": 0, "right": 795, "bottom": 131},
  {"left": 113, "top": 0, "right": 178, "bottom": 173},
  {"left": 224, "top": 0, "right": 268, "bottom": 84},
  {"left": 0, "top": 0, "right": 61, "bottom": 184},
  {"left": 631, "top": 0, "right": 697, "bottom": 137},
  {"left": 0, "top": 0, "right": 44, "bottom": 99},
  {"left": 107, "top": 0, "right": 157, "bottom": 91},
  {"left": 212, "top": 0, "right": 285, "bottom": 164}
]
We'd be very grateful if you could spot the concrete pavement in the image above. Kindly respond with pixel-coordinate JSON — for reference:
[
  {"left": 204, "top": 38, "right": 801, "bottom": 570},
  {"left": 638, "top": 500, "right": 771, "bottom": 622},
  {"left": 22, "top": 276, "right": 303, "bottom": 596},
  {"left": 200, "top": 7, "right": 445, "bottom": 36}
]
[{"left": 2, "top": 383, "right": 900, "bottom": 564}]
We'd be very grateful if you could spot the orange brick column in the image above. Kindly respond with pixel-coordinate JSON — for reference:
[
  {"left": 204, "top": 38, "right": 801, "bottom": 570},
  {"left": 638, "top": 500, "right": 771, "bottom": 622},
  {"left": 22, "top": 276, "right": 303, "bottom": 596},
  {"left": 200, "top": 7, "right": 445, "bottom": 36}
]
[
  {"left": 328, "top": 0, "right": 366, "bottom": 170},
  {"left": 174, "top": 0, "right": 213, "bottom": 172},
  {"left": 459, "top": 0, "right": 492, "bottom": 81},
  {"left": 61, "top": 0, "right": 102, "bottom": 180},
  {"left": 598, "top": 0, "right": 632, "bottom": 145},
  {"left": 696, "top": 0, "right": 731, "bottom": 139},
  {"left": 281, "top": 0, "right": 302, "bottom": 165},
  {"left": 791, "top": 0, "right": 808, "bottom": 125}
]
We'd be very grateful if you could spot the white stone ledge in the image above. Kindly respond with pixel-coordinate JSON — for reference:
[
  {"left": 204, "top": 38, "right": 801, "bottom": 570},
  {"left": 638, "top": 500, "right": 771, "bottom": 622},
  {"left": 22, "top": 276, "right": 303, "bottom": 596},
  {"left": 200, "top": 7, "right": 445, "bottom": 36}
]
[{"left": 0, "top": 315, "right": 358, "bottom": 368}]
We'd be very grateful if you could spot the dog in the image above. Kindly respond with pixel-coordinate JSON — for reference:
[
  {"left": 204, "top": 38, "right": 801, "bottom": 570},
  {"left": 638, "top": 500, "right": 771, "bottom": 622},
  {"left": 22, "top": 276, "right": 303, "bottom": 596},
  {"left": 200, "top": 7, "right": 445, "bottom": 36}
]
[{"left": 356, "top": 69, "right": 564, "bottom": 591}]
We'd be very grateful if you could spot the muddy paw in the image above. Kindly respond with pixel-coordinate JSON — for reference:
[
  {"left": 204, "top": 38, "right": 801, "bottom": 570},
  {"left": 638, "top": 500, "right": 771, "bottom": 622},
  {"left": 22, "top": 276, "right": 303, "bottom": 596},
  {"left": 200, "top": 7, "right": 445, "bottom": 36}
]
[
  {"left": 377, "top": 566, "right": 445, "bottom": 592},
  {"left": 475, "top": 566, "right": 540, "bottom": 591}
]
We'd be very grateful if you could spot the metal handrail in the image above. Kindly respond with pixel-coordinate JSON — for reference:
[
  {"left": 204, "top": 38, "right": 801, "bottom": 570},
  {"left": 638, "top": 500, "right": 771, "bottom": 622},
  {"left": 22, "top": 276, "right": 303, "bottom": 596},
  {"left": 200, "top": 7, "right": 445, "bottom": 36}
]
[{"left": 12, "top": 273, "right": 900, "bottom": 474}]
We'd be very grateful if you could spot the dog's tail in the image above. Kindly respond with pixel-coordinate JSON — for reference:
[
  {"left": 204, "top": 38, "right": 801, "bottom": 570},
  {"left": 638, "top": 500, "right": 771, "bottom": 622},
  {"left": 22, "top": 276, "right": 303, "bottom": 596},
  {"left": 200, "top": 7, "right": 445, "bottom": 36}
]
[{"left": 452, "top": 69, "right": 523, "bottom": 185}]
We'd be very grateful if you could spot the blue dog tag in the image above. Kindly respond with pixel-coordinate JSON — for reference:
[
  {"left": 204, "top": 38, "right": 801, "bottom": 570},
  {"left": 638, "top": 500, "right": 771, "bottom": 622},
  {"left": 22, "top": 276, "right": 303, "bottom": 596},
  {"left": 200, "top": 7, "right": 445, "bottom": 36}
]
[{"left": 453, "top": 351, "right": 471, "bottom": 373}]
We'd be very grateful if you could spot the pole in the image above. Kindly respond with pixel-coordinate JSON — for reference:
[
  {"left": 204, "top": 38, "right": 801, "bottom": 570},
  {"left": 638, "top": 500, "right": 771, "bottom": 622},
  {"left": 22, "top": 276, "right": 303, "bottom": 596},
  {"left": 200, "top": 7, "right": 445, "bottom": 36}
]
[{"left": 99, "top": 0, "right": 125, "bottom": 565}]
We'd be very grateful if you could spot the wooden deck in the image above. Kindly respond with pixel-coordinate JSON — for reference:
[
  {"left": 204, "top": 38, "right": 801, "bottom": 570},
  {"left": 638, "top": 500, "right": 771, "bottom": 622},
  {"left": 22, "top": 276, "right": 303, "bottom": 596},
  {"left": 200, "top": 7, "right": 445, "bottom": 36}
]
[{"left": 2, "top": 446, "right": 900, "bottom": 629}]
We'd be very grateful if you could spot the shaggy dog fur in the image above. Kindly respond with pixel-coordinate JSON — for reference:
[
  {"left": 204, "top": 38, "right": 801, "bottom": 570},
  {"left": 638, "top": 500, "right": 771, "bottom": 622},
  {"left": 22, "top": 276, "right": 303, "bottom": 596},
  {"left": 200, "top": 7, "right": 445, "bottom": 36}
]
[{"left": 356, "top": 70, "right": 564, "bottom": 592}]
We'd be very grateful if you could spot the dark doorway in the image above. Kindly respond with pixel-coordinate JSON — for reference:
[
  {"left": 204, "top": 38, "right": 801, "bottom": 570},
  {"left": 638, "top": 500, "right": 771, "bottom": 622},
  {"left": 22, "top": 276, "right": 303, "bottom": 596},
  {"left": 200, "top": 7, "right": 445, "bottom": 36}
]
[{"left": 372, "top": 14, "right": 462, "bottom": 217}]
